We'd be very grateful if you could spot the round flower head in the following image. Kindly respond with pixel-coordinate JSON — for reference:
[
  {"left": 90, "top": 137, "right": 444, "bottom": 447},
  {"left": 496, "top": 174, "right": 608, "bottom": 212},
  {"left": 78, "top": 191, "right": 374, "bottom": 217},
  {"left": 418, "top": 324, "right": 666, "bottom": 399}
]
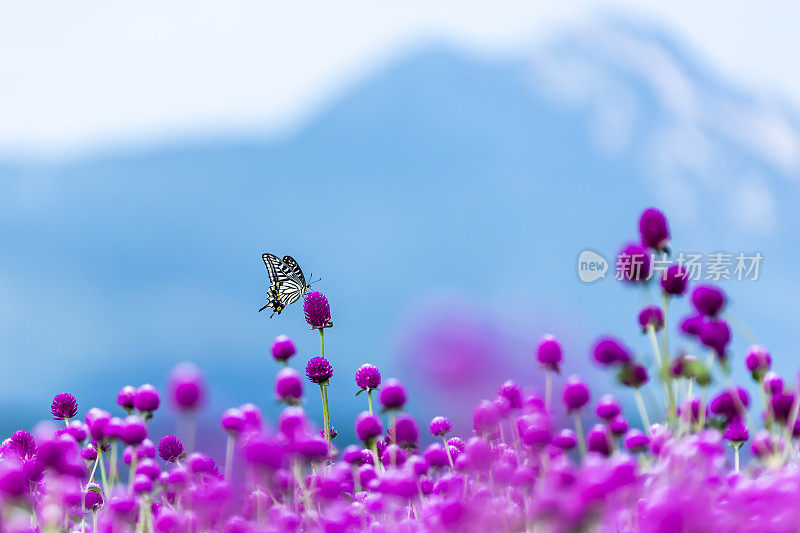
[
  {"left": 429, "top": 416, "right": 452, "bottom": 437},
  {"left": 271, "top": 335, "right": 297, "bottom": 362},
  {"left": 132, "top": 474, "right": 153, "bottom": 494},
  {"left": 536, "top": 335, "right": 562, "bottom": 372},
  {"left": 2, "top": 430, "right": 36, "bottom": 461},
  {"left": 562, "top": 375, "right": 590, "bottom": 412},
  {"left": 624, "top": 429, "right": 650, "bottom": 453},
  {"left": 751, "top": 430, "right": 782, "bottom": 458},
  {"left": 679, "top": 314, "right": 704, "bottom": 337},
  {"left": 355, "top": 412, "right": 382, "bottom": 443},
  {"left": 553, "top": 429, "right": 577, "bottom": 451},
  {"left": 119, "top": 416, "right": 147, "bottom": 446},
  {"left": 595, "top": 395, "right": 621, "bottom": 421},
  {"left": 379, "top": 379, "right": 407, "bottom": 410},
  {"left": 116, "top": 386, "right": 136, "bottom": 411},
  {"left": 81, "top": 445, "right": 98, "bottom": 462},
  {"left": 275, "top": 367, "right": 304, "bottom": 403},
  {"left": 691, "top": 284, "right": 726, "bottom": 317},
  {"left": 157, "top": 436, "right": 184, "bottom": 463},
  {"left": 133, "top": 384, "right": 160, "bottom": 413},
  {"left": 764, "top": 371, "right": 784, "bottom": 394},
  {"left": 638, "top": 207, "right": 670, "bottom": 250},
  {"left": 617, "top": 243, "right": 652, "bottom": 283},
  {"left": 661, "top": 265, "right": 689, "bottom": 296},
  {"left": 586, "top": 424, "right": 612, "bottom": 456},
  {"left": 221, "top": 408, "right": 247, "bottom": 436},
  {"left": 498, "top": 381, "right": 523, "bottom": 410},
  {"left": 392, "top": 414, "right": 419, "bottom": 446},
  {"left": 84, "top": 482, "right": 104, "bottom": 511},
  {"left": 51, "top": 393, "right": 78, "bottom": 421},
  {"left": 355, "top": 364, "right": 381, "bottom": 391},
  {"left": 303, "top": 292, "right": 331, "bottom": 328},
  {"left": 724, "top": 418, "right": 749, "bottom": 443},
  {"left": 638, "top": 306, "right": 664, "bottom": 333},
  {"left": 618, "top": 362, "right": 649, "bottom": 388},
  {"left": 85, "top": 408, "right": 112, "bottom": 441},
  {"left": 592, "top": 337, "right": 632, "bottom": 366},
  {"left": 710, "top": 387, "right": 750, "bottom": 421},
  {"left": 473, "top": 400, "right": 500, "bottom": 436},
  {"left": 699, "top": 319, "right": 731, "bottom": 359},
  {"left": 305, "top": 357, "right": 333, "bottom": 385},
  {"left": 168, "top": 363, "right": 205, "bottom": 412},
  {"left": 745, "top": 345, "right": 771, "bottom": 378}
]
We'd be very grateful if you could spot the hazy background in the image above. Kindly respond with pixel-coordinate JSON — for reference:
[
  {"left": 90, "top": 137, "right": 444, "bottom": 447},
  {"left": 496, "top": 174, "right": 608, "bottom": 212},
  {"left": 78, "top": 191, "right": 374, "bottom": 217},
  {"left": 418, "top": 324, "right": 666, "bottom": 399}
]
[{"left": 2, "top": 2, "right": 799, "bottom": 444}]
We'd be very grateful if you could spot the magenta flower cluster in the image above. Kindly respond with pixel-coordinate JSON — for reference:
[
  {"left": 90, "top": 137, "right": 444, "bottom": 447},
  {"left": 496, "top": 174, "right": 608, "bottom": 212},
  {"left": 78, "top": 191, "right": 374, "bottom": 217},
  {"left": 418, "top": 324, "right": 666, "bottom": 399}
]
[{"left": 0, "top": 209, "right": 798, "bottom": 532}]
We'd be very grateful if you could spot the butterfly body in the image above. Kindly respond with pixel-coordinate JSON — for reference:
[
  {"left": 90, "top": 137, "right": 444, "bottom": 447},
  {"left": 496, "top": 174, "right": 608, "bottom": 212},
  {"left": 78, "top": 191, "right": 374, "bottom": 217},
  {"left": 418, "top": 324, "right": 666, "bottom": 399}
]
[{"left": 260, "top": 253, "right": 311, "bottom": 316}]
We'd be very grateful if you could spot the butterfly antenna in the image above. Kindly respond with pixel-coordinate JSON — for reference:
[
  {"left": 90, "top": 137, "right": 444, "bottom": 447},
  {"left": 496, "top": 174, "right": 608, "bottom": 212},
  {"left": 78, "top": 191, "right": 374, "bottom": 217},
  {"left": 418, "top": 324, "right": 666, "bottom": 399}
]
[{"left": 310, "top": 276, "right": 323, "bottom": 286}]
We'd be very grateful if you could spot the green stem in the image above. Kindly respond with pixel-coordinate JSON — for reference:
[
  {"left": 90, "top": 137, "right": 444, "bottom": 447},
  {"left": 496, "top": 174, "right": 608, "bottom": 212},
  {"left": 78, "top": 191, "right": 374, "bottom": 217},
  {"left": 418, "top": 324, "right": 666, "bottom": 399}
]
[
  {"left": 734, "top": 444, "right": 740, "bottom": 472},
  {"left": 442, "top": 435, "right": 454, "bottom": 469},
  {"left": 320, "top": 384, "right": 331, "bottom": 449},
  {"left": 367, "top": 389, "right": 374, "bottom": 415},
  {"left": 573, "top": 412, "right": 586, "bottom": 459},
  {"left": 634, "top": 388, "right": 651, "bottom": 433},
  {"left": 545, "top": 372, "right": 552, "bottom": 411},
  {"left": 370, "top": 439, "right": 383, "bottom": 473},
  {"left": 98, "top": 451, "right": 110, "bottom": 495},
  {"left": 225, "top": 435, "right": 235, "bottom": 480},
  {"left": 319, "top": 328, "right": 325, "bottom": 359}
]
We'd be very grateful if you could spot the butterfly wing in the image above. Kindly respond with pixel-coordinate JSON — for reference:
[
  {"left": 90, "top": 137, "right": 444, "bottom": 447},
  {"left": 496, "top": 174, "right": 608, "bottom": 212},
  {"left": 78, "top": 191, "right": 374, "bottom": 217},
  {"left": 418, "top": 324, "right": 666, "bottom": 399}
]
[
  {"left": 281, "top": 255, "right": 307, "bottom": 287},
  {"left": 261, "top": 253, "right": 308, "bottom": 315}
]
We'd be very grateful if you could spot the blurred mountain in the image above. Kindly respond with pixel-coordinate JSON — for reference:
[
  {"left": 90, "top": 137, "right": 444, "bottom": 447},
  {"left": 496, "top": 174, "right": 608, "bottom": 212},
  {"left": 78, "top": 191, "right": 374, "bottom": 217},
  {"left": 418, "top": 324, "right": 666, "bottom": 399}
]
[{"left": 1, "top": 18, "right": 799, "bottom": 440}]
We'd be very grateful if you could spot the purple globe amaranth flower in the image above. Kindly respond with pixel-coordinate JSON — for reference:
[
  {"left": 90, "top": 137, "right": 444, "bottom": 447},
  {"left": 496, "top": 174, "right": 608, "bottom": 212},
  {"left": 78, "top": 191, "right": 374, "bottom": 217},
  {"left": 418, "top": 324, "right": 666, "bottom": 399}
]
[
  {"left": 624, "top": 429, "right": 650, "bottom": 453},
  {"left": 617, "top": 243, "right": 652, "bottom": 283},
  {"left": 271, "top": 335, "right": 296, "bottom": 362},
  {"left": 724, "top": 417, "right": 749, "bottom": 443},
  {"left": 618, "top": 362, "right": 649, "bottom": 388},
  {"left": 429, "top": 416, "right": 452, "bottom": 437},
  {"left": 764, "top": 371, "right": 784, "bottom": 394},
  {"left": 305, "top": 356, "right": 333, "bottom": 385},
  {"left": 80, "top": 445, "right": 98, "bottom": 462},
  {"left": 355, "top": 363, "right": 381, "bottom": 391},
  {"left": 392, "top": 414, "right": 419, "bottom": 446},
  {"left": 168, "top": 363, "right": 205, "bottom": 412},
  {"left": 1, "top": 431, "right": 36, "bottom": 461},
  {"left": 355, "top": 412, "right": 382, "bottom": 443},
  {"left": 318, "top": 426, "right": 338, "bottom": 440},
  {"left": 710, "top": 387, "right": 750, "bottom": 421},
  {"left": 132, "top": 474, "right": 153, "bottom": 494},
  {"left": 609, "top": 415, "right": 630, "bottom": 436},
  {"left": 699, "top": 319, "right": 731, "bottom": 359},
  {"left": 303, "top": 292, "right": 331, "bottom": 328},
  {"left": 562, "top": 376, "right": 590, "bottom": 412},
  {"left": 157, "top": 436, "right": 184, "bottom": 463},
  {"left": 84, "top": 482, "right": 104, "bottom": 511},
  {"left": 661, "top": 264, "right": 689, "bottom": 296},
  {"left": 117, "top": 386, "right": 136, "bottom": 412},
  {"left": 638, "top": 207, "right": 670, "bottom": 251},
  {"left": 275, "top": 367, "right": 304, "bottom": 403},
  {"left": 679, "top": 314, "right": 704, "bottom": 337},
  {"left": 85, "top": 408, "right": 112, "bottom": 441},
  {"left": 473, "top": 400, "right": 500, "bottom": 437},
  {"left": 498, "top": 380, "right": 523, "bottom": 410},
  {"left": 595, "top": 395, "right": 621, "bottom": 421},
  {"left": 119, "top": 416, "right": 147, "bottom": 446},
  {"left": 638, "top": 306, "right": 664, "bottom": 333},
  {"left": 221, "top": 408, "right": 247, "bottom": 436},
  {"left": 691, "top": 284, "right": 726, "bottom": 317},
  {"left": 379, "top": 379, "right": 407, "bottom": 410},
  {"left": 536, "top": 334, "right": 562, "bottom": 372},
  {"left": 751, "top": 430, "right": 782, "bottom": 458},
  {"left": 243, "top": 434, "right": 285, "bottom": 471},
  {"left": 769, "top": 391, "right": 795, "bottom": 424},
  {"left": 51, "top": 393, "right": 78, "bottom": 421},
  {"left": 745, "top": 345, "right": 771, "bottom": 379},
  {"left": 586, "top": 424, "right": 612, "bottom": 456},
  {"left": 592, "top": 337, "right": 632, "bottom": 366},
  {"left": 553, "top": 429, "right": 577, "bottom": 450},
  {"left": 133, "top": 384, "right": 161, "bottom": 414}
]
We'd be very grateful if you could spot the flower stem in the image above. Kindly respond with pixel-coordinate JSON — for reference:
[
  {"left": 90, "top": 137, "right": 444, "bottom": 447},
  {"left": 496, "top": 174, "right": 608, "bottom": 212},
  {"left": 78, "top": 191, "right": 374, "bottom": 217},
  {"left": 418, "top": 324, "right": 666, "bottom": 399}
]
[
  {"left": 573, "top": 412, "right": 587, "bottom": 459},
  {"left": 545, "top": 372, "right": 553, "bottom": 411},
  {"left": 367, "top": 389, "right": 374, "bottom": 415},
  {"left": 320, "top": 384, "right": 331, "bottom": 450},
  {"left": 98, "top": 451, "right": 110, "bottom": 495},
  {"left": 442, "top": 436, "right": 454, "bottom": 469},
  {"left": 634, "top": 388, "right": 651, "bottom": 433},
  {"left": 734, "top": 445, "right": 740, "bottom": 472},
  {"left": 319, "top": 328, "right": 325, "bottom": 359},
  {"left": 225, "top": 435, "right": 235, "bottom": 480}
]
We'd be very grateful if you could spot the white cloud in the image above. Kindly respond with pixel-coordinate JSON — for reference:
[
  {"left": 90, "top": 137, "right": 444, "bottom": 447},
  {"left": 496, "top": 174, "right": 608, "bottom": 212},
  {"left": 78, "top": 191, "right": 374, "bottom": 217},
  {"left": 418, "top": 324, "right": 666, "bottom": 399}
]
[{"left": 2, "top": 1, "right": 800, "bottom": 156}]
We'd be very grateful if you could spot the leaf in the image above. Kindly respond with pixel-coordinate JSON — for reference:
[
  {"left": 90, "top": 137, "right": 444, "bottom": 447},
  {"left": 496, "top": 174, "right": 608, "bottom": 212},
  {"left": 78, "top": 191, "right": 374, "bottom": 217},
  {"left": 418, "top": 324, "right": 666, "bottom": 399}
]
[{"left": 87, "top": 485, "right": 102, "bottom": 494}]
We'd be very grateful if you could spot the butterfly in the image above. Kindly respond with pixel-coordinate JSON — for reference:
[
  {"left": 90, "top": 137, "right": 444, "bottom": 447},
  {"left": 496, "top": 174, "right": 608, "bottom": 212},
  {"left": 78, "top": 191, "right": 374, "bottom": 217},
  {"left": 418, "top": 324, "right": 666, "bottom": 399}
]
[{"left": 259, "top": 253, "right": 312, "bottom": 316}]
